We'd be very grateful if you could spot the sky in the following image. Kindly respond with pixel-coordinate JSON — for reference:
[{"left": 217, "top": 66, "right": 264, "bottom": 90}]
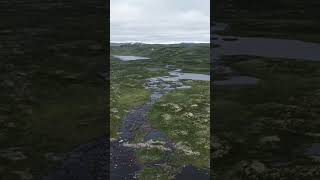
[{"left": 111, "top": 0, "right": 210, "bottom": 44}]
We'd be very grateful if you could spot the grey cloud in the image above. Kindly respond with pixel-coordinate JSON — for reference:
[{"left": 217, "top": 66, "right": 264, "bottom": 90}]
[{"left": 111, "top": 0, "right": 210, "bottom": 44}]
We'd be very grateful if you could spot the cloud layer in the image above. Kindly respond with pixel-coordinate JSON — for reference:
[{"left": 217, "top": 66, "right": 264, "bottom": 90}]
[{"left": 111, "top": 0, "right": 210, "bottom": 44}]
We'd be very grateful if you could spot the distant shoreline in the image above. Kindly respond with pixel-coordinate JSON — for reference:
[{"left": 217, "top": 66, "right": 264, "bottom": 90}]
[{"left": 110, "top": 41, "right": 210, "bottom": 45}]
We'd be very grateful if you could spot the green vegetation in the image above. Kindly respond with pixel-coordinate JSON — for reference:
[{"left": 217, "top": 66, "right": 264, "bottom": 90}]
[
  {"left": 111, "top": 43, "right": 210, "bottom": 179},
  {"left": 133, "top": 81, "right": 210, "bottom": 179},
  {"left": 110, "top": 72, "right": 151, "bottom": 138},
  {"left": 149, "top": 81, "right": 210, "bottom": 169},
  {"left": 110, "top": 44, "right": 210, "bottom": 138},
  {"left": 110, "top": 57, "right": 162, "bottom": 138},
  {"left": 136, "top": 148, "right": 166, "bottom": 164},
  {"left": 111, "top": 44, "right": 210, "bottom": 74}
]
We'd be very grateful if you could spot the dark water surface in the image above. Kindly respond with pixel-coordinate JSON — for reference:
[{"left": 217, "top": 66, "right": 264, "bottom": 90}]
[{"left": 213, "top": 36, "right": 320, "bottom": 61}]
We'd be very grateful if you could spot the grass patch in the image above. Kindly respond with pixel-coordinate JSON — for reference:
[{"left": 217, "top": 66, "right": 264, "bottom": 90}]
[
  {"left": 136, "top": 148, "right": 166, "bottom": 164},
  {"left": 149, "top": 81, "right": 210, "bottom": 169}
]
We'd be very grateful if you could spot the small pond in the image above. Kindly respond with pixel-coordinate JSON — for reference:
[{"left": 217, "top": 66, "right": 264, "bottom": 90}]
[{"left": 113, "top": 55, "right": 150, "bottom": 61}]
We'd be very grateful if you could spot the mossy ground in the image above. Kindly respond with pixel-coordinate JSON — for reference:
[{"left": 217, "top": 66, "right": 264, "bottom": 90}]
[
  {"left": 134, "top": 81, "right": 210, "bottom": 179},
  {"left": 148, "top": 81, "right": 210, "bottom": 168},
  {"left": 213, "top": 56, "right": 320, "bottom": 179},
  {"left": 135, "top": 148, "right": 166, "bottom": 164},
  {"left": 110, "top": 57, "right": 163, "bottom": 138}
]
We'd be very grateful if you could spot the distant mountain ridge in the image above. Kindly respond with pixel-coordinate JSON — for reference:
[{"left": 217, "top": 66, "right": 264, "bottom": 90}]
[{"left": 110, "top": 42, "right": 209, "bottom": 47}]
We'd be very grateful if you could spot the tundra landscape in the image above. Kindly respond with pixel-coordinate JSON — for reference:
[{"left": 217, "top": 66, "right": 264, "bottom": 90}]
[{"left": 110, "top": 43, "right": 210, "bottom": 179}]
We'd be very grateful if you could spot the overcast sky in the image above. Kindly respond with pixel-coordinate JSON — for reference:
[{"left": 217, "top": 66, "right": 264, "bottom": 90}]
[{"left": 111, "top": 0, "right": 210, "bottom": 44}]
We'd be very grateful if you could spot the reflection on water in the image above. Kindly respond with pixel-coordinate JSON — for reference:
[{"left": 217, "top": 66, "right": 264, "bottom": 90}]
[
  {"left": 145, "top": 67, "right": 209, "bottom": 95},
  {"left": 169, "top": 69, "right": 210, "bottom": 81},
  {"left": 153, "top": 68, "right": 210, "bottom": 82},
  {"left": 113, "top": 55, "right": 150, "bottom": 61}
]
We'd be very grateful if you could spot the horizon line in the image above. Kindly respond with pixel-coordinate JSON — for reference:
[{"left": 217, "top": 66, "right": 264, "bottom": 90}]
[{"left": 110, "top": 41, "right": 210, "bottom": 45}]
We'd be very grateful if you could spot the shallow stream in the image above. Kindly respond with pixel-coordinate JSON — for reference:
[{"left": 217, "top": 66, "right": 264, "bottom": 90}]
[{"left": 111, "top": 64, "right": 210, "bottom": 179}]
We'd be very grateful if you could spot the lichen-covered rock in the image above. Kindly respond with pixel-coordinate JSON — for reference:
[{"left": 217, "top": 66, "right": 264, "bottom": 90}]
[
  {"left": 184, "top": 112, "right": 194, "bottom": 118},
  {"left": 175, "top": 142, "right": 200, "bottom": 156},
  {"left": 161, "top": 113, "right": 172, "bottom": 121}
]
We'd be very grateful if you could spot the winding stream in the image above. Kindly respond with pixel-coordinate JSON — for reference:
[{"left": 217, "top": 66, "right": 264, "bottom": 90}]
[{"left": 111, "top": 64, "right": 210, "bottom": 179}]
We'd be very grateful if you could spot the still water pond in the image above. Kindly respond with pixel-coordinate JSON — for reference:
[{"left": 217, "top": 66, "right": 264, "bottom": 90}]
[{"left": 113, "top": 55, "right": 150, "bottom": 61}]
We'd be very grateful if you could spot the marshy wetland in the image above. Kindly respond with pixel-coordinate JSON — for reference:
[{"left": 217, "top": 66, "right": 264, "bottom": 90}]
[{"left": 110, "top": 43, "right": 210, "bottom": 179}]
